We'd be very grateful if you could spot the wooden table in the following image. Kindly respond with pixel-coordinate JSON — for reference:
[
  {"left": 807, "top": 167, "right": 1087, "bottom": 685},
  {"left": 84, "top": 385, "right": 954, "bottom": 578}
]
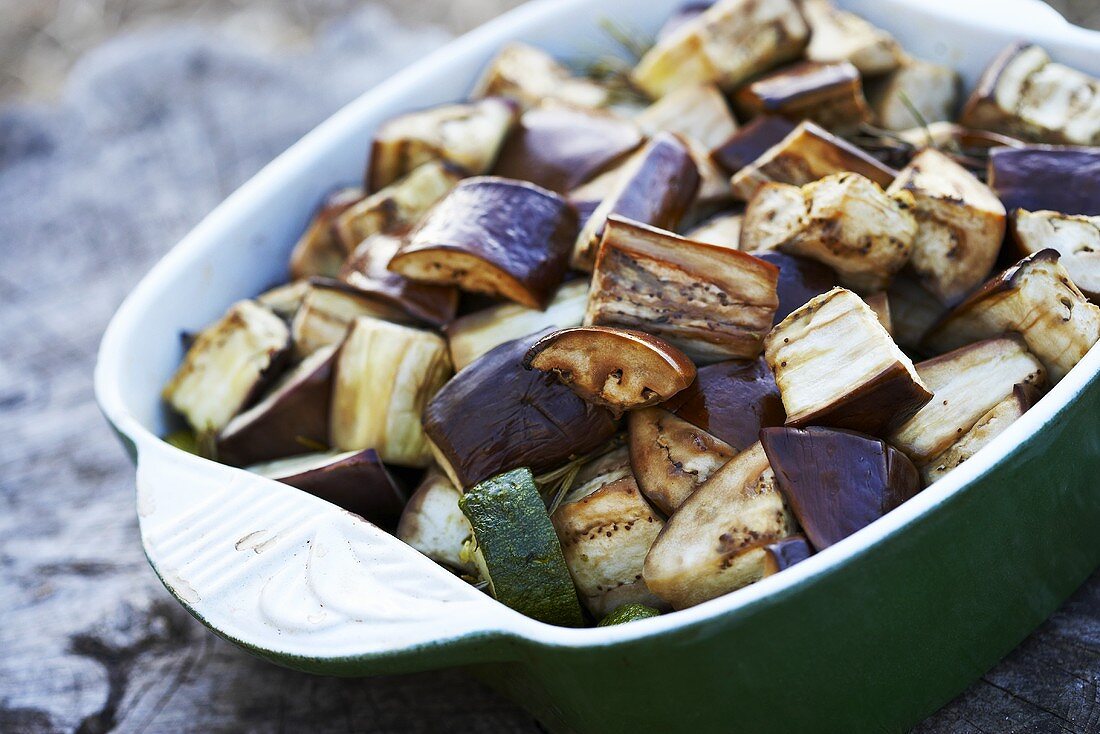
[{"left": 1, "top": 10, "right": 1097, "bottom": 733}]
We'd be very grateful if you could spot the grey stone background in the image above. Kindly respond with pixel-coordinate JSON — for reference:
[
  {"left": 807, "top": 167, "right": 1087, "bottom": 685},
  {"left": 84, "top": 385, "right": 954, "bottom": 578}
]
[{"left": 1, "top": 2, "right": 1098, "bottom": 733}]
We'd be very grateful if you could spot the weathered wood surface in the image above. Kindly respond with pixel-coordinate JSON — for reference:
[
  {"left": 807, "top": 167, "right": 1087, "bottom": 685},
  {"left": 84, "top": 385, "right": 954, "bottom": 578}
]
[{"left": 0, "top": 7, "right": 1097, "bottom": 733}]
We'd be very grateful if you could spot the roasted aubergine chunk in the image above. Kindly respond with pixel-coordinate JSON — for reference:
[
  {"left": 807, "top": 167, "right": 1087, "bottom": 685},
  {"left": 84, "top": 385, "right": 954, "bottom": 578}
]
[
  {"left": 1012, "top": 209, "right": 1100, "bottom": 300},
  {"left": 366, "top": 98, "right": 518, "bottom": 192},
  {"left": 684, "top": 210, "right": 744, "bottom": 249},
  {"left": 886, "top": 274, "right": 948, "bottom": 353},
  {"left": 163, "top": 300, "right": 290, "bottom": 435},
  {"left": 492, "top": 105, "right": 643, "bottom": 194},
  {"left": 423, "top": 330, "right": 618, "bottom": 489},
  {"left": 922, "top": 383, "right": 1041, "bottom": 485},
  {"left": 733, "top": 61, "right": 872, "bottom": 133},
  {"left": 334, "top": 160, "right": 462, "bottom": 253},
  {"left": 631, "top": 0, "right": 809, "bottom": 99},
  {"left": 752, "top": 251, "right": 837, "bottom": 324},
  {"left": 289, "top": 187, "right": 364, "bottom": 280},
  {"left": 290, "top": 279, "right": 410, "bottom": 358},
  {"left": 799, "top": 0, "right": 903, "bottom": 75},
  {"left": 765, "top": 287, "right": 932, "bottom": 436},
  {"left": 340, "top": 232, "right": 459, "bottom": 327},
  {"left": 472, "top": 42, "right": 611, "bottom": 110},
  {"left": 866, "top": 57, "right": 959, "bottom": 132},
  {"left": 924, "top": 250, "right": 1100, "bottom": 382},
  {"left": 887, "top": 148, "right": 1006, "bottom": 305},
  {"left": 662, "top": 357, "right": 785, "bottom": 450},
  {"left": 330, "top": 316, "right": 452, "bottom": 467},
  {"left": 711, "top": 115, "right": 796, "bottom": 175},
  {"left": 760, "top": 426, "right": 920, "bottom": 550},
  {"left": 636, "top": 83, "right": 739, "bottom": 154},
  {"left": 961, "top": 42, "right": 1100, "bottom": 146},
  {"left": 396, "top": 470, "right": 476, "bottom": 574},
  {"left": 551, "top": 447, "right": 666, "bottom": 617},
  {"left": 585, "top": 217, "right": 779, "bottom": 364},
  {"left": 573, "top": 132, "right": 700, "bottom": 271},
  {"left": 444, "top": 279, "right": 588, "bottom": 372},
  {"left": 216, "top": 343, "right": 337, "bottom": 466},
  {"left": 389, "top": 177, "right": 576, "bottom": 309},
  {"left": 745, "top": 173, "right": 918, "bottom": 293},
  {"left": 249, "top": 448, "right": 406, "bottom": 528},
  {"left": 730, "top": 120, "right": 897, "bottom": 201},
  {"left": 628, "top": 407, "right": 736, "bottom": 515},
  {"left": 524, "top": 326, "right": 696, "bottom": 415},
  {"left": 643, "top": 442, "right": 797, "bottom": 609},
  {"left": 988, "top": 146, "right": 1100, "bottom": 217},
  {"left": 888, "top": 336, "right": 1045, "bottom": 473}
]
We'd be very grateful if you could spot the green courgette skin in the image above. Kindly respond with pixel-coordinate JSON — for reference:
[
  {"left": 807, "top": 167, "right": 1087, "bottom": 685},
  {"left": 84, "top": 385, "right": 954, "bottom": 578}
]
[
  {"left": 460, "top": 468, "right": 585, "bottom": 627},
  {"left": 597, "top": 604, "right": 661, "bottom": 626}
]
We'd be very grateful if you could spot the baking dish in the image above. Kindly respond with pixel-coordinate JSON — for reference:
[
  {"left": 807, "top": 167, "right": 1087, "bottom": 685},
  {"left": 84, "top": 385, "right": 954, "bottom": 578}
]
[{"left": 94, "top": 1, "right": 1100, "bottom": 731}]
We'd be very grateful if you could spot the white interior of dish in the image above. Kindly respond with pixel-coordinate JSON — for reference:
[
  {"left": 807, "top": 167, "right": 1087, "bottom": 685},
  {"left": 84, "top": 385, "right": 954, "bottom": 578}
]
[{"left": 96, "top": 0, "right": 1100, "bottom": 658}]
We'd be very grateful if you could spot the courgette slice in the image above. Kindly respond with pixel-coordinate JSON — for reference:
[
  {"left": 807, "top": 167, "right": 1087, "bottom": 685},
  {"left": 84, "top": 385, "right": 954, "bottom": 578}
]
[
  {"left": 459, "top": 468, "right": 584, "bottom": 627},
  {"left": 597, "top": 603, "right": 661, "bottom": 627}
]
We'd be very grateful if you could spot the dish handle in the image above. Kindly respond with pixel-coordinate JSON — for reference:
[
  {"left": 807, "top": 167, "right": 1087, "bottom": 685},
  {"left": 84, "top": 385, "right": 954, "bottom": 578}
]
[{"left": 132, "top": 436, "right": 518, "bottom": 673}]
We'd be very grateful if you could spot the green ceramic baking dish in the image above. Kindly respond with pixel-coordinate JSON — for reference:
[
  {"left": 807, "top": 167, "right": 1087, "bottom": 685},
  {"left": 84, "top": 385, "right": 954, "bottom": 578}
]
[{"left": 95, "top": 0, "right": 1100, "bottom": 731}]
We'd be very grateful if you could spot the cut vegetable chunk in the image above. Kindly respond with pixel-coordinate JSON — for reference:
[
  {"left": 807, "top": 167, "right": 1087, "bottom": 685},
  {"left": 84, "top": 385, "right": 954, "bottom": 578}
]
[
  {"left": 733, "top": 61, "right": 872, "bottom": 133},
  {"left": 866, "top": 58, "right": 959, "bottom": 132},
  {"left": 472, "top": 42, "right": 610, "bottom": 110},
  {"left": 684, "top": 210, "right": 744, "bottom": 249},
  {"left": 800, "top": 0, "right": 903, "bottom": 75},
  {"left": 740, "top": 181, "right": 807, "bottom": 253},
  {"left": 289, "top": 187, "right": 363, "bottom": 280},
  {"left": 923, "top": 384, "right": 1041, "bottom": 485},
  {"left": 960, "top": 42, "right": 1100, "bottom": 146},
  {"left": 924, "top": 250, "right": 1100, "bottom": 382},
  {"left": 367, "top": 98, "right": 518, "bottom": 192},
  {"left": 750, "top": 173, "right": 917, "bottom": 293},
  {"left": 765, "top": 288, "right": 932, "bottom": 435},
  {"left": 887, "top": 274, "right": 948, "bottom": 352},
  {"left": 988, "top": 146, "right": 1100, "bottom": 217},
  {"left": 216, "top": 344, "right": 336, "bottom": 466},
  {"left": 256, "top": 280, "right": 310, "bottom": 322},
  {"left": 390, "top": 177, "right": 576, "bottom": 309},
  {"left": 334, "top": 160, "right": 462, "bottom": 253},
  {"left": 888, "top": 336, "right": 1045, "bottom": 470},
  {"left": 493, "top": 106, "right": 642, "bottom": 195},
  {"left": 524, "top": 326, "right": 696, "bottom": 414},
  {"left": 635, "top": 83, "right": 739, "bottom": 152},
  {"left": 631, "top": 0, "right": 809, "bottom": 99},
  {"left": 585, "top": 217, "right": 779, "bottom": 363},
  {"left": 396, "top": 470, "right": 475, "bottom": 574},
  {"left": 597, "top": 603, "right": 662, "bottom": 626},
  {"left": 760, "top": 426, "right": 920, "bottom": 550},
  {"left": 459, "top": 468, "right": 585, "bottom": 627},
  {"left": 628, "top": 407, "right": 735, "bottom": 515},
  {"left": 164, "top": 300, "right": 290, "bottom": 434},
  {"left": 444, "top": 280, "right": 588, "bottom": 372},
  {"left": 423, "top": 331, "right": 617, "bottom": 489},
  {"left": 572, "top": 133, "right": 700, "bottom": 272},
  {"left": 643, "top": 442, "right": 796, "bottom": 609},
  {"left": 340, "top": 233, "right": 458, "bottom": 327},
  {"left": 249, "top": 449, "right": 406, "bottom": 528},
  {"left": 551, "top": 448, "right": 666, "bottom": 616},
  {"left": 662, "top": 357, "right": 785, "bottom": 450},
  {"left": 330, "top": 317, "right": 451, "bottom": 467},
  {"left": 1013, "top": 209, "right": 1100, "bottom": 300},
  {"left": 887, "top": 148, "right": 1006, "bottom": 305},
  {"left": 762, "top": 535, "right": 814, "bottom": 574},
  {"left": 290, "top": 280, "right": 409, "bottom": 358}
]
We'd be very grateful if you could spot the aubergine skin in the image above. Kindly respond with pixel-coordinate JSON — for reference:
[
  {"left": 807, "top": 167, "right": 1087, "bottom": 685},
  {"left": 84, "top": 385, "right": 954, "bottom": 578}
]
[
  {"left": 763, "top": 535, "right": 814, "bottom": 573},
  {"left": 216, "top": 346, "right": 335, "bottom": 467},
  {"left": 423, "top": 330, "right": 618, "bottom": 488},
  {"left": 276, "top": 449, "right": 407, "bottom": 529},
  {"left": 340, "top": 233, "right": 458, "bottom": 326},
  {"left": 391, "top": 177, "right": 577, "bottom": 309},
  {"left": 760, "top": 426, "right": 921, "bottom": 550},
  {"left": 662, "top": 358, "right": 785, "bottom": 450},
  {"left": 754, "top": 251, "right": 838, "bottom": 324},
  {"left": 712, "top": 116, "right": 797, "bottom": 175},
  {"left": 492, "top": 106, "right": 643, "bottom": 194},
  {"left": 989, "top": 147, "right": 1100, "bottom": 217}
]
